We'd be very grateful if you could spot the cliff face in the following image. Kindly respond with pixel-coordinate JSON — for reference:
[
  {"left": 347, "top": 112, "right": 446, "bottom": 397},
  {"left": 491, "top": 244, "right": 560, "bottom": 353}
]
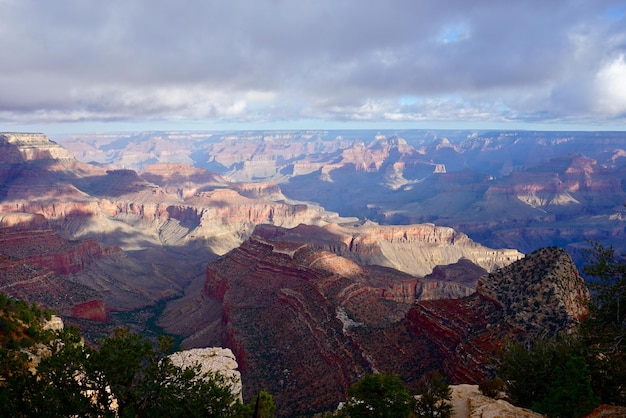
[
  {"left": 254, "top": 223, "right": 522, "bottom": 277},
  {"left": 165, "top": 242, "right": 586, "bottom": 416},
  {"left": 0, "top": 133, "right": 75, "bottom": 163},
  {"left": 0, "top": 135, "right": 336, "bottom": 257},
  {"left": 200, "top": 237, "right": 376, "bottom": 416},
  {"left": 59, "top": 130, "right": 626, "bottom": 257},
  {"left": 0, "top": 226, "right": 107, "bottom": 320},
  {"left": 477, "top": 246, "right": 589, "bottom": 331},
  {"left": 0, "top": 227, "right": 108, "bottom": 275}
]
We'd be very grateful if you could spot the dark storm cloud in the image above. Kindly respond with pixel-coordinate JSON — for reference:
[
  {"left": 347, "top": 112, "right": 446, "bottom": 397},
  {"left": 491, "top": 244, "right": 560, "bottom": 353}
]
[{"left": 0, "top": 0, "right": 625, "bottom": 127}]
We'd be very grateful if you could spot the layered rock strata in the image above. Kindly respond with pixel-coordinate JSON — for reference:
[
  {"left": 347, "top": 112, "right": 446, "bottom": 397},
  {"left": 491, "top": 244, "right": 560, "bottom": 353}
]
[
  {"left": 173, "top": 243, "right": 586, "bottom": 416},
  {"left": 253, "top": 223, "right": 522, "bottom": 276}
]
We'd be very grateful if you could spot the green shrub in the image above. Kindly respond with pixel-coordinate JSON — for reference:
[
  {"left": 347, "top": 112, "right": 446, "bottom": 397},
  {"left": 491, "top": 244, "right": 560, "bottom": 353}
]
[{"left": 478, "top": 377, "right": 505, "bottom": 398}]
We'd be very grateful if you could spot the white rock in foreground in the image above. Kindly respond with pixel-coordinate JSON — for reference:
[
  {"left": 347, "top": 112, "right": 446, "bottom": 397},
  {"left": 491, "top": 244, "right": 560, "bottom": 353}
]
[
  {"left": 42, "top": 315, "right": 64, "bottom": 331},
  {"left": 451, "top": 384, "right": 542, "bottom": 418},
  {"left": 169, "top": 347, "right": 242, "bottom": 402}
]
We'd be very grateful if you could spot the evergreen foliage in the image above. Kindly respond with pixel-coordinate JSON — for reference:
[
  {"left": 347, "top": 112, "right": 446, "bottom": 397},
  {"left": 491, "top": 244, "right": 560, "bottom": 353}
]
[
  {"left": 341, "top": 372, "right": 415, "bottom": 418},
  {"left": 478, "top": 377, "right": 505, "bottom": 398},
  {"left": 414, "top": 371, "right": 453, "bottom": 418},
  {"left": 251, "top": 390, "right": 276, "bottom": 418},
  {"left": 497, "top": 240, "right": 626, "bottom": 415},
  {"left": 0, "top": 294, "right": 273, "bottom": 417},
  {"left": 498, "top": 336, "right": 584, "bottom": 409},
  {"left": 532, "top": 356, "right": 599, "bottom": 418},
  {"left": 581, "top": 241, "right": 626, "bottom": 405}
]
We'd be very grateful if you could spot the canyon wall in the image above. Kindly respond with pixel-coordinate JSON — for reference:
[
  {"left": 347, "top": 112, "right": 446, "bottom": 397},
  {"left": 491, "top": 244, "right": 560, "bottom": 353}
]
[{"left": 161, "top": 235, "right": 585, "bottom": 416}]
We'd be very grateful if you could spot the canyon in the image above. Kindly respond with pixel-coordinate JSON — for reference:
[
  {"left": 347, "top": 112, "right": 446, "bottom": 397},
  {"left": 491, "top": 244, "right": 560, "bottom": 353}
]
[{"left": 0, "top": 130, "right": 621, "bottom": 415}]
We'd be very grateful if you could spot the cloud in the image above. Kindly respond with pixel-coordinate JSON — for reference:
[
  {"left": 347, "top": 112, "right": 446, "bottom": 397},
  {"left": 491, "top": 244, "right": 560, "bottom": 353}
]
[
  {"left": 593, "top": 55, "right": 626, "bottom": 115},
  {"left": 0, "top": 0, "right": 625, "bottom": 129}
]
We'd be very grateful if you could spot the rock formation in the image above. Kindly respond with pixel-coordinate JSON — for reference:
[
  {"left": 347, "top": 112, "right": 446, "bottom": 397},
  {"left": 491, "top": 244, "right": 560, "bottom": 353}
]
[
  {"left": 169, "top": 347, "right": 243, "bottom": 402},
  {"left": 0, "top": 131, "right": 602, "bottom": 415},
  {"left": 58, "top": 130, "right": 626, "bottom": 258},
  {"left": 388, "top": 247, "right": 588, "bottom": 385},
  {"left": 449, "top": 384, "right": 542, "bottom": 418},
  {"left": 0, "top": 133, "right": 75, "bottom": 163},
  {"left": 253, "top": 222, "right": 522, "bottom": 277}
]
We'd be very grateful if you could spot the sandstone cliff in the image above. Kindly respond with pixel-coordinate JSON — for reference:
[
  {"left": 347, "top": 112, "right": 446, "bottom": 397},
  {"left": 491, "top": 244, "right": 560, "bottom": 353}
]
[
  {"left": 254, "top": 222, "right": 522, "bottom": 277},
  {"left": 0, "top": 133, "right": 75, "bottom": 163}
]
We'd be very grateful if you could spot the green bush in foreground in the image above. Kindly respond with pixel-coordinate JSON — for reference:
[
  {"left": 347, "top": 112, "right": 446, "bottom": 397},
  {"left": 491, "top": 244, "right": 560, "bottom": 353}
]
[{"left": 0, "top": 295, "right": 273, "bottom": 417}]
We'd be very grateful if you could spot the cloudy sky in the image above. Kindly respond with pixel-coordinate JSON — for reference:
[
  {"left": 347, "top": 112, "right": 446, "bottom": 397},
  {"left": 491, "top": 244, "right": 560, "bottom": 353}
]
[{"left": 1, "top": 0, "right": 625, "bottom": 133}]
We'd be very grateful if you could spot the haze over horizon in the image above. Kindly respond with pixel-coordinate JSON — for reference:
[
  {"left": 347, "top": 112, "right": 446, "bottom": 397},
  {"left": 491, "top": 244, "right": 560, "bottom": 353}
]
[{"left": 1, "top": 1, "right": 625, "bottom": 134}]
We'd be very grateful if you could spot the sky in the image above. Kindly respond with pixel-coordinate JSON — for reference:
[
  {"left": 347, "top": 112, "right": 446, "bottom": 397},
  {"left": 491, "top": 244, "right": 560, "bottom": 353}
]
[{"left": 1, "top": 0, "right": 626, "bottom": 134}]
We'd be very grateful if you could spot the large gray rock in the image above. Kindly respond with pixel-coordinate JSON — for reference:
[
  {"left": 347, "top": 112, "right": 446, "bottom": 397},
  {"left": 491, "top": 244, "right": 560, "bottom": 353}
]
[{"left": 169, "top": 347, "right": 242, "bottom": 401}]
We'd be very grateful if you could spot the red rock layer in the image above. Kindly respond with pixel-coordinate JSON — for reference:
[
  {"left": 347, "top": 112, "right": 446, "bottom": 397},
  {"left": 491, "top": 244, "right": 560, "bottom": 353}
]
[
  {"left": 71, "top": 299, "right": 109, "bottom": 322},
  {"left": 0, "top": 226, "right": 110, "bottom": 321},
  {"left": 0, "top": 227, "right": 108, "bottom": 275}
]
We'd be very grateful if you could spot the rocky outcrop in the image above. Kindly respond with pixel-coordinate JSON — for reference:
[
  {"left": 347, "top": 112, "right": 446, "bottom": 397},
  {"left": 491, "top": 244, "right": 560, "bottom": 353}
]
[
  {"left": 398, "top": 247, "right": 588, "bottom": 384},
  {"left": 185, "top": 236, "right": 424, "bottom": 415},
  {"left": 169, "top": 347, "right": 242, "bottom": 402},
  {"left": 0, "top": 226, "right": 109, "bottom": 319},
  {"left": 0, "top": 253, "right": 102, "bottom": 319},
  {"left": 450, "top": 384, "right": 542, "bottom": 418},
  {"left": 0, "top": 225, "right": 113, "bottom": 273},
  {"left": 0, "top": 227, "right": 109, "bottom": 275},
  {"left": 417, "top": 258, "right": 487, "bottom": 300},
  {"left": 585, "top": 405, "right": 626, "bottom": 418},
  {"left": 167, "top": 243, "right": 587, "bottom": 416},
  {"left": 477, "top": 246, "right": 589, "bottom": 332},
  {"left": 0, "top": 133, "right": 75, "bottom": 163}
]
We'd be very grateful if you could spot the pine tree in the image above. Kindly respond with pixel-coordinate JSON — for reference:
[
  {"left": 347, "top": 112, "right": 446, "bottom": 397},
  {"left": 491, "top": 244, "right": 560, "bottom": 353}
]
[{"left": 532, "top": 356, "right": 599, "bottom": 418}]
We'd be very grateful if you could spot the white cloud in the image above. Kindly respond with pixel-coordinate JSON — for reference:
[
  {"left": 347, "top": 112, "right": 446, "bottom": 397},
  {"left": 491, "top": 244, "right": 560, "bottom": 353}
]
[{"left": 593, "top": 55, "right": 626, "bottom": 115}]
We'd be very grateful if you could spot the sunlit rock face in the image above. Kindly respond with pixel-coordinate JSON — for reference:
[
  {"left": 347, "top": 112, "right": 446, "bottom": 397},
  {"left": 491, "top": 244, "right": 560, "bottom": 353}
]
[
  {"left": 42, "top": 315, "right": 65, "bottom": 331},
  {"left": 58, "top": 130, "right": 626, "bottom": 257},
  {"left": 0, "top": 133, "right": 76, "bottom": 163},
  {"left": 253, "top": 222, "right": 523, "bottom": 277},
  {"left": 450, "top": 384, "right": 543, "bottom": 418},
  {"left": 169, "top": 347, "right": 242, "bottom": 402}
]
